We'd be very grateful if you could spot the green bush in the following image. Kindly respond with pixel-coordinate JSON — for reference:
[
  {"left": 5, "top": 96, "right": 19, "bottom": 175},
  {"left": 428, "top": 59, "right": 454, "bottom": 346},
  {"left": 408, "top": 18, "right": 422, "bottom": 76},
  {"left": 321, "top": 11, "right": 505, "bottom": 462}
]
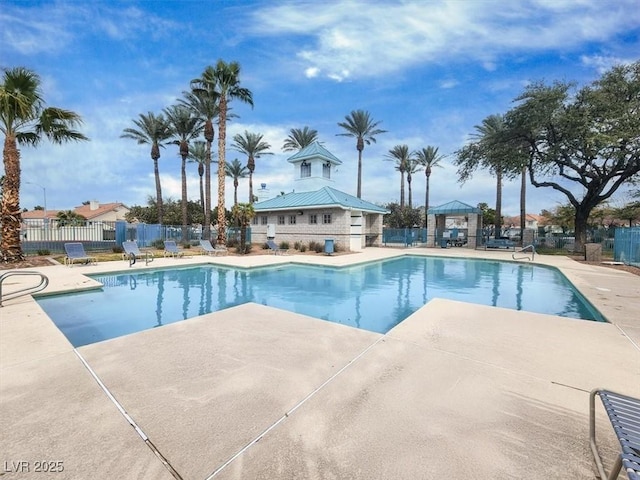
[
  {"left": 299, "top": 244, "right": 307, "bottom": 252},
  {"left": 36, "top": 249, "right": 51, "bottom": 256},
  {"left": 112, "top": 246, "right": 123, "bottom": 254},
  {"left": 152, "top": 239, "right": 165, "bottom": 250},
  {"left": 181, "top": 242, "right": 191, "bottom": 249},
  {"left": 293, "top": 241, "right": 302, "bottom": 250},
  {"left": 308, "top": 240, "right": 320, "bottom": 252},
  {"left": 279, "top": 241, "right": 290, "bottom": 250},
  {"left": 314, "top": 242, "right": 324, "bottom": 253}
]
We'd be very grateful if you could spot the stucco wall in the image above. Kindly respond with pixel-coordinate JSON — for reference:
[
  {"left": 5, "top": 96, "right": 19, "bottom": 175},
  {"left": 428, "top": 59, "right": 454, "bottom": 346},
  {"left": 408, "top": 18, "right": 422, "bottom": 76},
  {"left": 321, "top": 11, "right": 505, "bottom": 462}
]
[{"left": 252, "top": 208, "right": 384, "bottom": 251}]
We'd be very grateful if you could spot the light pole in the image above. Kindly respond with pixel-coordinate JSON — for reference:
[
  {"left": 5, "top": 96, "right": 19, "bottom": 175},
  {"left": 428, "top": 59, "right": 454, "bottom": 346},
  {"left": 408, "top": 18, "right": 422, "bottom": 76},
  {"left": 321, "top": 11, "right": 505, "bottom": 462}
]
[{"left": 25, "top": 181, "right": 47, "bottom": 239}]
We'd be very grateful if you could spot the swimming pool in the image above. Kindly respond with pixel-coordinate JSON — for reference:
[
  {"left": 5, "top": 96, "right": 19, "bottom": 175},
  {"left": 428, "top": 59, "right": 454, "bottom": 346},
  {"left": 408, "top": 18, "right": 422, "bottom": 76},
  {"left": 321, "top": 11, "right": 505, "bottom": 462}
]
[{"left": 36, "top": 256, "right": 605, "bottom": 347}]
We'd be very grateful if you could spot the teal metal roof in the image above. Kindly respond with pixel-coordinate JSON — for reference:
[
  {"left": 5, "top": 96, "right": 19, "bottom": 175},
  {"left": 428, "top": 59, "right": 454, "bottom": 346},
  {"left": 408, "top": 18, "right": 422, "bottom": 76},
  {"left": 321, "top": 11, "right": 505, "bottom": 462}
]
[
  {"left": 427, "top": 200, "right": 481, "bottom": 215},
  {"left": 286, "top": 141, "right": 343, "bottom": 165},
  {"left": 254, "top": 186, "right": 387, "bottom": 213}
]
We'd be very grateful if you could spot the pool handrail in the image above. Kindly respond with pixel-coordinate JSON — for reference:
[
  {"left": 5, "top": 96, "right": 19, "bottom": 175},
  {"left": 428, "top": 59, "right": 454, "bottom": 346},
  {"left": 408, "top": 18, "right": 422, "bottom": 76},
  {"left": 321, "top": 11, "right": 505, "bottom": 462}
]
[
  {"left": 513, "top": 244, "right": 536, "bottom": 261},
  {"left": 0, "top": 270, "right": 49, "bottom": 307}
]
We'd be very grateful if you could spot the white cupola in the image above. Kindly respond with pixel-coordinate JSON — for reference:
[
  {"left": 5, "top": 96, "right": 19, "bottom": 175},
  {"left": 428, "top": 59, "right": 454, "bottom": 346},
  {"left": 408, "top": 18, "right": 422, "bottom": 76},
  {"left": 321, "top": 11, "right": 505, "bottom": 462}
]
[{"left": 286, "top": 141, "right": 343, "bottom": 192}]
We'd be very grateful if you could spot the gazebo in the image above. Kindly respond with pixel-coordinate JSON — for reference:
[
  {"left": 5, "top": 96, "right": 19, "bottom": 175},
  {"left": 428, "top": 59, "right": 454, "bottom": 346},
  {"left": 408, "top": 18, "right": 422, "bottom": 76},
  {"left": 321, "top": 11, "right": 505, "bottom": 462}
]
[{"left": 426, "top": 200, "right": 482, "bottom": 248}]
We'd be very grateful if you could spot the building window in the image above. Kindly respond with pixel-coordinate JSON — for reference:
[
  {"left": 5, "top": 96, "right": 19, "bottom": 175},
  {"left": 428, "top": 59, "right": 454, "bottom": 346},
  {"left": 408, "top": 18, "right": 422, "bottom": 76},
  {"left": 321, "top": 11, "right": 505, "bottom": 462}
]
[
  {"left": 289, "top": 215, "right": 296, "bottom": 225},
  {"left": 261, "top": 216, "right": 268, "bottom": 225},
  {"left": 323, "top": 213, "right": 332, "bottom": 224},
  {"left": 309, "top": 214, "right": 318, "bottom": 225},
  {"left": 323, "top": 162, "right": 331, "bottom": 179},
  {"left": 278, "top": 215, "right": 285, "bottom": 225},
  {"left": 300, "top": 161, "right": 311, "bottom": 178},
  {"left": 252, "top": 216, "right": 258, "bottom": 225}
]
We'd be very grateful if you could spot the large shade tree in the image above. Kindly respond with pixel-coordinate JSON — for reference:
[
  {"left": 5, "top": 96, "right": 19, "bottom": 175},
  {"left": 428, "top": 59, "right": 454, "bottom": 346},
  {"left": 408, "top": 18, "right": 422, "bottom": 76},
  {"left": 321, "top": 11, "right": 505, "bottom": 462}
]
[
  {"left": 164, "top": 105, "right": 203, "bottom": 239},
  {"left": 209, "top": 60, "right": 253, "bottom": 245},
  {"left": 337, "top": 109, "right": 386, "bottom": 198},
  {"left": 505, "top": 61, "right": 640, "bottom": 252},
  {"left": 121, "top": 111, "right": 171, "bottom": 224},
  {"left": 231, "top": 130, "right": 272, "bottom": 203},
  {"left": 282, "top": 126, "right": 318, "bottom": 152},
  {"left": 1, "top": 67, "right": 88, "bottom": 262},
  {"left": 181, "top": 70, "right": 220, "bottom": 240},
  {"left": 414, "top": 146, "right": 444, "bottom": 227}
]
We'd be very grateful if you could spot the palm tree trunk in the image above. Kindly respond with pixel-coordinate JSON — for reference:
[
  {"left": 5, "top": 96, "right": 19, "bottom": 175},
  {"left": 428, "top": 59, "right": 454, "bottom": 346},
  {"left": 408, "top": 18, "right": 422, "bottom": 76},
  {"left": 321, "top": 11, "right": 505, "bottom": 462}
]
[
  {"left": 407, "top": 175, "right": 413, "bottom": 208},
  {"left": 181, "top": 155, "right": 188, "bottom": 241},
  {"left": 217, "top": 98, "right": 228, "bottom": 245},
  {"left": 494, "top": 168, "right": 503, "bottom": 237},
  {"left": 357, "top": 148, "right": 363, "bottom": 199},
  {"left": 400, "top": 172, "right": 405, "bottom": 208},
  {"left": 249, "top": 172, "right": 254, "bottom": 204},
  {"left": 519, "top": 165, "right": 526, "bottom": 245},
  {"left": 425, "top": 173, "right": 430, "bottom": 228},
  {"left": 199, "top": 172, "right": 204, "bottom": 212},
  {"left": 204, "top": 140, "right": 212, "bottom": 240},
  {"left": 1, "top": 134, "right": 23, "bottom": 261},
  {"left": 153, "top": 157, "right": 163, "bottom": 225},
  {"left": 234, "top": 179, "right": 238, "bottom": 206}
]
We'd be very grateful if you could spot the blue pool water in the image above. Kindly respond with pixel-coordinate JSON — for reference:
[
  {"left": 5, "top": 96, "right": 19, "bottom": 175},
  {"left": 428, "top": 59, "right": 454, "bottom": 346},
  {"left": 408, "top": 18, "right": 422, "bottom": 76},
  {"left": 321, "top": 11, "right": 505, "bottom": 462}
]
[{"left": 37, "top": 256, "right": 605, "bottom": 347}]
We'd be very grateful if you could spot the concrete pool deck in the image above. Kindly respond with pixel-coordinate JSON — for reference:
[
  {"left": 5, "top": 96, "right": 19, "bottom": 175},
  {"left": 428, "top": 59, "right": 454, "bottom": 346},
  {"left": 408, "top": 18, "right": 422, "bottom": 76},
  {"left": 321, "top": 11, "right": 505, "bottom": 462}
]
[{"left": 1, "top": 247, "right": 638, "bottom": 479}]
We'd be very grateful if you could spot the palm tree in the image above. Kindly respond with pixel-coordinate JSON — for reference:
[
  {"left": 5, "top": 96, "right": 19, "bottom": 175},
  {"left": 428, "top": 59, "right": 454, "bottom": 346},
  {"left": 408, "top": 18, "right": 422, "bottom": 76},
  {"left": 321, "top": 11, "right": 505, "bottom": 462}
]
[
  {"left": 225, "top": 159, "right": 249, "bottom": 207},
  {"left": 406, "top": 157, "right": 422, "bottom": 209},
  {"left": 209, "top": 60, "right": 253, "bottom": 245},
  {"left": 231, "top": 202, "right": 255, "bottom": 254},
  {"left": 187, "top": 141, "right": 208, "bottom": 213},
  {"left": 282, "top": 126, "right": 318, "bottom": 152},
  {"left": 181, "top": 70, "right": 220, "bottom": 240},
  {"left": 473, "top": 114, "right": 506, "bottom": 237},
  {"left": 337, "top": 109, "right": 386, "bottom": 198},
  {"left": 164, "top": 105, "right": 204, "bottom": 240},
  {"left": 232, "top": 130, "right": 272, "bottom": 203},
  {"left": 1, "top": 67, "right": 88, "bottom": 262},
  {"left": 386, "top": 145, "right": 412, "bottom": 208},
  {"left": 121, "top": 112, "right": 171, "bottom": 224},
  {"left": 55, "top": 210, "right": 86, "bottom": 227},
  {"left": 414, "top": 146, "right": 444, "bottom": 226}
]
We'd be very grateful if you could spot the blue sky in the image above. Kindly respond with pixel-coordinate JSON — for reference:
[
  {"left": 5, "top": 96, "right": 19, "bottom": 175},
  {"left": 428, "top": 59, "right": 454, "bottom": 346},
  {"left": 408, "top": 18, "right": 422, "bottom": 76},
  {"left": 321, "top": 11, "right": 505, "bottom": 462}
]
[{"left": 2, "top": 0, "right": 640, "bottom": 217}]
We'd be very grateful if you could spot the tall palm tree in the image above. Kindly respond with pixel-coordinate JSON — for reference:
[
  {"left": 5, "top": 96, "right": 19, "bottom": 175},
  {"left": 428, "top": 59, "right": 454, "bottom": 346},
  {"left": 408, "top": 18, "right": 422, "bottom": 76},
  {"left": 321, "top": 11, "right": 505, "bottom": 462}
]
[
  {"left": 225, "top": 158, "right": 249, "bottom": 207},
  {"left": 181, "top": 71, "right": 220, "bottom": 240},
  {"left": 209, "top": 60, "right": 253, "bottom": 245},
  {"left": 337, "top": 109, "right": 386, "bottom": 198},
  {"left": 406, "top": 157, "right": 422, "bottom": 209},
  {"left": 121, "top": 112, "right": 172, "bottom": 224},
  {"left": 232, "top": 130, "right": 272, "bottom": 203},
  {"left": 282, "top": 126, "right": 318, "bottom": 152},
  {"left": 1, "top": 67, "right": 88, "bottom": 261},
  {"left": 164, "top": 105, "right": 204, "bottom": 240},
  {"left": 473, "top": 114, "right": 506, "bottom": 237},
  {"left": 414, "top": 146, "right": 444, "bottom": 226},
  {"left": 386, "top": 145, "right": 412, "bottom": 208},
  {"left": 187, "top": 140, "right": 208, "bottom": 213}
]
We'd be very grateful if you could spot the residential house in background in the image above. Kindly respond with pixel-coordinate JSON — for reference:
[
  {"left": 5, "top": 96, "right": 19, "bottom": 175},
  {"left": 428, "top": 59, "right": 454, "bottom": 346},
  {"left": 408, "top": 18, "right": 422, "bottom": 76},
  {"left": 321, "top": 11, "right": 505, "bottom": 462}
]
[
  {"left": 252, "top": 142, "right": 388, "bottom": 251},
  {"left": 21, "top": 201, "right": 129, "bottom": 242}
]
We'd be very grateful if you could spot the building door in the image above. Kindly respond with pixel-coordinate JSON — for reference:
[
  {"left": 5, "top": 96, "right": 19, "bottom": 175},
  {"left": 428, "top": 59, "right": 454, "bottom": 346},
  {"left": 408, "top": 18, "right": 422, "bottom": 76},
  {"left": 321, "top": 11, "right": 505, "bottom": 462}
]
[{"left": 350, "top": 212, "right": 363, "bottom": 251}]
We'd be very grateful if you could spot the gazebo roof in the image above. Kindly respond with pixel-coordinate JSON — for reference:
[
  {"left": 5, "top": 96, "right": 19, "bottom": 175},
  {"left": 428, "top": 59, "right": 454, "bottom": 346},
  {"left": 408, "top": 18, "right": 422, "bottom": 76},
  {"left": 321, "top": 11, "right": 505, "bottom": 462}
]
[{"left": 427, "top": 200, "right": 481, "bottom": 215}]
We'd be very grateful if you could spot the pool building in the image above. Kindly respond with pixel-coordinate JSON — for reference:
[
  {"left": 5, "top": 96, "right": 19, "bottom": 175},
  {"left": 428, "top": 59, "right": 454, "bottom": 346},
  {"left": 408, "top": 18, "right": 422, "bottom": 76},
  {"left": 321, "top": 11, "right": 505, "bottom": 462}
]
[{"left": 252, "top": 142, "right": 388, "bottom": 251}]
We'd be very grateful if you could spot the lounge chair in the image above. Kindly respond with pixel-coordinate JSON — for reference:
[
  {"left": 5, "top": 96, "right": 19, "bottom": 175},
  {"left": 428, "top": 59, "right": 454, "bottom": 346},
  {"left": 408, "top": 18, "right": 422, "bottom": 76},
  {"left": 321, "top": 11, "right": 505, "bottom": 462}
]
[
  {"left": 122, "top": 241, "right": 154, "bottom": 265},
  {"left": 266, "top": 239, "right": 289, "bottom": 255},
  {"left": 163, "top": 240, "right": 185, "bottom": 258},
  {"left": 199, "top": 239, "right": 228, "bottom": 256},
  {"left": 63, "top": 242, "right": 97, "bottom": 266}
]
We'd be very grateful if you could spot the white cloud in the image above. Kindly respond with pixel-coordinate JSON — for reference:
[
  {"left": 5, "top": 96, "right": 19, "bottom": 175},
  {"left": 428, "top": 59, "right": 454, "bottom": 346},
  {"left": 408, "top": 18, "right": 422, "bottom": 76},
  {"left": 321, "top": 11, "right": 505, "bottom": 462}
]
[{"left": 251, "top": 0, "right": 640, "bottom": 81}]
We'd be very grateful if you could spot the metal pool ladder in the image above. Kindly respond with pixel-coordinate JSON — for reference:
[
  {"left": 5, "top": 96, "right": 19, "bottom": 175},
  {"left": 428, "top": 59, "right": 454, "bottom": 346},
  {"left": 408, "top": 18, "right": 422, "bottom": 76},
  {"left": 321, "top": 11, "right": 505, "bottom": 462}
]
[
  {"left": 0, "top": 271, "right": 49, "bottom": 306},
  {"left": 512, "top": 244, "right": 536, "bottom": 261}
]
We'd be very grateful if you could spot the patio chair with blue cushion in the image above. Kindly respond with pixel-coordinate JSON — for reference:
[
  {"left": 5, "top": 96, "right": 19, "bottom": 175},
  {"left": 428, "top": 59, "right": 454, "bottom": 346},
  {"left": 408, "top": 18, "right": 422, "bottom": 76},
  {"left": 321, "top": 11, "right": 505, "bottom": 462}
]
[
  {"left": 64, "top": 242, "right": 97, "bottom": 266},
  {"left": 163, "top": 240, "right": 185, "bottom": 258},
  {"left": 266, "top": 239, "right": 289, "bottom": 255},
  {"left": 199, "top": 239, "right": 228, "bottom": 256},
  {"left": 122, "top": 240, "right": 154, "bottom": 265}
]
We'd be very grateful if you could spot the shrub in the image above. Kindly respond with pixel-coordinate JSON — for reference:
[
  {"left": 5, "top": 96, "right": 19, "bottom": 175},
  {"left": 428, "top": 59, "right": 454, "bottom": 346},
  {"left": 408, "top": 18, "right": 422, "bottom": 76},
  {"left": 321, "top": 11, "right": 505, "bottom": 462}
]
[
  {"left": 181, "top": 242, "right": 191, "bottom": 249},
  {"left": 152, "top": 239, "right": 165, "bottom": 250},
  {"left": 314, "top": 242, "right": 324, "bottom": 253},
  {"left": 36, "top": 249, "right": 51, "bottom": 256},
  {"left": 236, "top": 243, "right": 252, "bottom": 254},
  {"left": 293, "top": 241, "right": 302, "bottom": 250},
  {"left": 333, "top": 242, "right": 341, "bottom": 253},
  {"left": 227, "top": 237, "right": 239, "bottom": 248},
  {"left": 308, "top": 240, "right": 320, "bottom": 252},
  {"left": 279, "top": 241, "right": 290, "bottom": 250},
  {"left": 112, "top": 246, "right": 123, "bottom": 254},
  {"left": 262, "top": 242, "right": 270, "bottom": 250},
  {"left": 299, "top": 244, "right": 307, "bottom": 252}
]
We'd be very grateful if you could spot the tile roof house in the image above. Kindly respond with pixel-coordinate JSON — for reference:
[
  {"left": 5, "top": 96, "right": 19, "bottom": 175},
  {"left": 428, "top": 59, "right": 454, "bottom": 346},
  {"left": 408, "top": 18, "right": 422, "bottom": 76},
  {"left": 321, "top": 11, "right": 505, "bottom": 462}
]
[
  {"left": 22, "top": 201, "right": 129, "bottom": 224},
  {"left": 252, "top": 142, "right": 388, "bottom": 251}
]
